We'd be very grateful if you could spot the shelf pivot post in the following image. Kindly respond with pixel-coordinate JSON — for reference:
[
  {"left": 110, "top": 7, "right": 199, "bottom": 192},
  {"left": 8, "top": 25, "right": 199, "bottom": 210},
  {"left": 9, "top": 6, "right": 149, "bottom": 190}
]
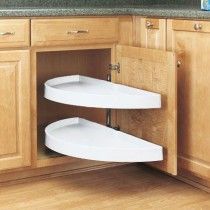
[{"left": 106, "top": 64, "right": 120, "bottom": 131}]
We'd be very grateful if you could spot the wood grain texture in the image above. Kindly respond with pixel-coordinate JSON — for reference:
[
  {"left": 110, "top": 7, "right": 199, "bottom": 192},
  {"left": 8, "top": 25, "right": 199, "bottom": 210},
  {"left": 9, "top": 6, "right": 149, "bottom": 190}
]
[
  {"left": 119, "top": 16, "right": 133, "bottom": 45},
  {"left": 31, "top": 18, "right": 119, "bottom": 47},
  {"left": 115, "top": 45, "right": 178, "bottom": 175},
  {"left": 133, "top": 17, "right": 166, "bottom": 50},
  {"left": 0, "top": 19, "right": 30, "bottom": 48},
  {"left": 167, "top": 19, "right": 210, "bottom": 181},
  {"left": 0, "top": 50, "right": 31, "bottom": 171},
  {"left": 0, "top": 165, "right": 209, "bottom": 210}
]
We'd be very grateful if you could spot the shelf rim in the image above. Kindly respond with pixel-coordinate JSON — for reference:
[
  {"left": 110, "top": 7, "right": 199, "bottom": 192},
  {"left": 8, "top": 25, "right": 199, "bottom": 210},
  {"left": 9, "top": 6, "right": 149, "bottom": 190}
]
[
  {"left": 45, "top": 117, "right": 163, "bottom": 163},
  {"left": 44, "top": 75, "right": 161, "bottom": 109}
]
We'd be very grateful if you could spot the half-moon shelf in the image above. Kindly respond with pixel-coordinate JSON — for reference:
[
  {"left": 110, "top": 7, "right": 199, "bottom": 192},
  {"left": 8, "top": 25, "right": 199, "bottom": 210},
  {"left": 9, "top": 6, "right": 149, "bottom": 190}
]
[
  {"left": 44, "top": 75, "right": 161, "bottom": 109},
  {"left": 45, "top": 118, "right": 163, "bottom": 162}
]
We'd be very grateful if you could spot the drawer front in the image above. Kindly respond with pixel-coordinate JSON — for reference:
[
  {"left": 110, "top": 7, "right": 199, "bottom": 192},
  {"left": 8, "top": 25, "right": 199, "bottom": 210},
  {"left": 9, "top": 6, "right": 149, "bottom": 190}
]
[
  {"left": 172, "top": 19, "right": 210, "bottom": 33},
  {"left": 31, "top": 18, "right": 119, "bottom": 46},
  {"left": 0, "top": 19, "right": 30, "bottom": 48}
]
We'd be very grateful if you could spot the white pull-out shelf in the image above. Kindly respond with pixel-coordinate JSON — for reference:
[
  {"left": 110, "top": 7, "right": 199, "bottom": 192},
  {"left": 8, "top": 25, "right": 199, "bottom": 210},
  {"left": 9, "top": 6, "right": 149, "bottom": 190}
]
[
  {"left": 45, "top": 118, "right": 163, "bottom": 162},
  {"left": 44, "top": 75, "right": 161, "bottom": 109}
]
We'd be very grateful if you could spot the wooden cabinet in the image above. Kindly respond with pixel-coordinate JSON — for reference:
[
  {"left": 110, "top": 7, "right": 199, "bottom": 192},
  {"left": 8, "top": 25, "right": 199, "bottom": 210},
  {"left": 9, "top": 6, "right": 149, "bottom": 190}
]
[
  {"left": 167, "top": 19, "right": 210, "bottom": 182},
  {"left": 1, "top": 16, "right": 209, "bottom": 189},
  {"left": 0, "top": 50, "right": 31, "bottom": 171},
  {"left": 133, "top": 17, "right": 166, "bottom": 50}
]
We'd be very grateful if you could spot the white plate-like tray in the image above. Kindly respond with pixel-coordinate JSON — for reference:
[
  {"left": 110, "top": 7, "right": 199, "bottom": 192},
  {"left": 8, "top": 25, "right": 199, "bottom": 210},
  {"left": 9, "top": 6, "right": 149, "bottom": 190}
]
[
  {"left": 45, "top": 118, "right": 163, "bottom": 162},
  {"left": 44, "top": 75, "right": 161, "bottom": 109}
]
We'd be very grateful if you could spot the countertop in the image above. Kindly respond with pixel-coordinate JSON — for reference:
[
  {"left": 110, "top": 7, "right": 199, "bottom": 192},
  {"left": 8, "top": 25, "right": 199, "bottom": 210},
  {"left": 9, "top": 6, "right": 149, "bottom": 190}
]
[{"left": 0, "top": 4, "right": 210, "bottom": 19}]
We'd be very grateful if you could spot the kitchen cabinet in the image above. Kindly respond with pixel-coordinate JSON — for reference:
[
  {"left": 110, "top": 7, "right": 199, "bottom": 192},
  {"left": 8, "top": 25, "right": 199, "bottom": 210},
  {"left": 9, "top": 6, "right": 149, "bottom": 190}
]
[
  {"left": 0, "top": 15, "right": 207, "bottom": 191},
  {"left": 0, "top": 50, "right": 31, "bottom": 171},
  {"left": 0, "top": 16, "right": 189, "bottom": 184},
  {"left": 167, "top": 19, "right": 210, "bottom": 184},
  {"left": 29, "top": 17, "right": 178, "bottom": 176}
]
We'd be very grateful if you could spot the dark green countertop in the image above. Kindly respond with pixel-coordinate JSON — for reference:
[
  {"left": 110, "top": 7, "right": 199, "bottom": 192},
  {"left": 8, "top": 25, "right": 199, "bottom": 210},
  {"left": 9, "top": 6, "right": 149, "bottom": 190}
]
[{"left": 0, "top": 1, "right": 209, "bottom": 19}]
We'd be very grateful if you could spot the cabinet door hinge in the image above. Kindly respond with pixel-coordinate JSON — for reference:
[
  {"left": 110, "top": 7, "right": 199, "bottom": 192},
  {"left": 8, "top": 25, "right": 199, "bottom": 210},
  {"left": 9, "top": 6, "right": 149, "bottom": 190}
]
[{"left": 109, "top": 63, "right": 120, "bottom": 73}]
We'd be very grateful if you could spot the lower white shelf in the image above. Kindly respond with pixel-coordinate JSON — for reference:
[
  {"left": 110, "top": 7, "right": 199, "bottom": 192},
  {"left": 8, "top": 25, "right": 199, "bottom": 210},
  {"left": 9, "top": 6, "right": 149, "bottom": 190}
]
[{"left": 45, "top": 118, "right": 163, "bottom": 162}]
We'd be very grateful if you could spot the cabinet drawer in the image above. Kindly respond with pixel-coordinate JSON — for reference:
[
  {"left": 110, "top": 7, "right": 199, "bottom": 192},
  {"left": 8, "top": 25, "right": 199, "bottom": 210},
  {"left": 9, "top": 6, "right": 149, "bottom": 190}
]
[
  {"left": 0, "top": 19, "right": 30, "bottom": 48},
  {"left": 172, "top": 19, "right": 210, "bottom": 33},
  {"left": 31, "top": 18, "right": 119, "bottom": 47}
]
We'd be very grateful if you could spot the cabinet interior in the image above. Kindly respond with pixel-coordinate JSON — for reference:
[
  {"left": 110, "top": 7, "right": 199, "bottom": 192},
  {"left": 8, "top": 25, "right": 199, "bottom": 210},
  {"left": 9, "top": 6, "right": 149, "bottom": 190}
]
[{"left": 36, "top": 48, "right": 111, "bottom": 160}]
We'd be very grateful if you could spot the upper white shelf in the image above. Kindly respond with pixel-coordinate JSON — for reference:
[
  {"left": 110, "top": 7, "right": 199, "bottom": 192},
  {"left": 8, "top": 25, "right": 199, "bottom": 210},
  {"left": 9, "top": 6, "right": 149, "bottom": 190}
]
[
  {"left": 44, "top": 75, "right": 161, "bottom": 109},
  {"left": 45, "top": 118, "right": 163, "bottom": 163}
]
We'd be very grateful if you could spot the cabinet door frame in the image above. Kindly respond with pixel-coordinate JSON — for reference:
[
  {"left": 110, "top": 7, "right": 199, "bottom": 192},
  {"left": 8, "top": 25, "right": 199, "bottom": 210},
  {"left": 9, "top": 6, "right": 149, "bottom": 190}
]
[{"left": 0, "top": 50, "right": 31, "bottom": 171}]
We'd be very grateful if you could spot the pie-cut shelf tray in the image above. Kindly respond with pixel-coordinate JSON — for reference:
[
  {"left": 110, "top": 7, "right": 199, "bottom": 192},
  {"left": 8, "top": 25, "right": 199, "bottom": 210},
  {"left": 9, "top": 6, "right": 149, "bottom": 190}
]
[
  {"left": 44, "top": 75, "right": 161, "bottom": 109},
  {"left": 45, "top": 118, "right": 163, "bottom": 162}
]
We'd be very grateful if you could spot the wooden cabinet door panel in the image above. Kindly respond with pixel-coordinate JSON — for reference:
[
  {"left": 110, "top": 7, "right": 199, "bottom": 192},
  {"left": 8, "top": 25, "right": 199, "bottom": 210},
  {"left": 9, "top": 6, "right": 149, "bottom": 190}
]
[
  {"left": 133, "top": 17, "right": 166, "bottom": 50},
  {"left": 167, "top": 19, "right": 210, "bottom": 179},
  {"left": 114, "top": 45, "right": 178, "bottom": 175},
  {"left": 0, "top": 50, "right": 30, "bottom": 171}
]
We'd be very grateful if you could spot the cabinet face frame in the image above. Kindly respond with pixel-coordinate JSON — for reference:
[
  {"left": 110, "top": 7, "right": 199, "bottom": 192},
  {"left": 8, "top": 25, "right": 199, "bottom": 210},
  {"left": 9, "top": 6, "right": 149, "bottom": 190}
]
[
  {"left": 167, "top": 19, "right": 210, "bottom": 180},
  {"left": 0, "top": 50, "right": 31, "bottom": 171}
]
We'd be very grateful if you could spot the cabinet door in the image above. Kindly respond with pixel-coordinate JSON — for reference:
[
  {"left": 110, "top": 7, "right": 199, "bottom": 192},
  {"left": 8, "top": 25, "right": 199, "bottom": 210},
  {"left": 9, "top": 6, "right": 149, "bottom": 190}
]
[
  {"left": 0, "top": 50, "right": 30, "bottom": 171},
  {"left": 167, "top": 19, "right": 210, "bottom": 180},
  {"left": 114, "top": 45, "right": 178, "bottom": 175},
  {"left": 133, "top": 17, "right": 166, "bottom": 50}
]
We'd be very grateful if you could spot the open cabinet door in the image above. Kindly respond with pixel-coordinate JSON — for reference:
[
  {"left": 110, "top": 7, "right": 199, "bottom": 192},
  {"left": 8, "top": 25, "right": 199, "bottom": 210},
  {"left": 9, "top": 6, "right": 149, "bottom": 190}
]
[{"left": 114, "top": 45, "right": 178, "bottom": 175}]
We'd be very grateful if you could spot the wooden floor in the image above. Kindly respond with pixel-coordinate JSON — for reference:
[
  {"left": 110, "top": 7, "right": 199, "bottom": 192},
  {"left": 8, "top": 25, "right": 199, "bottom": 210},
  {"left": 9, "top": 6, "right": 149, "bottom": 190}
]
[{"left": 0, "top": 165, "right": 209, "bottom": 210}]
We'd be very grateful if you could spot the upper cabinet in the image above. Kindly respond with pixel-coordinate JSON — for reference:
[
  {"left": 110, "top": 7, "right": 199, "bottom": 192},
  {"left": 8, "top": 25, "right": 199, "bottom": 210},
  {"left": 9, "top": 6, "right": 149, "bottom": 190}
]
[
  {"left": 133, "top": 17, "right": 166, "bottom": 50},
  {"left": 0, "top": 50, "right": 31, "bottom": 171},
  {"left": 31, "top": 18, "right": 119, "bottom": 47},
  {"left": 0, "top": 19, "right": 30, "bottom": 48},
  {"left": 167, "top": 19, "right": 210, "bottom": 180}
]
